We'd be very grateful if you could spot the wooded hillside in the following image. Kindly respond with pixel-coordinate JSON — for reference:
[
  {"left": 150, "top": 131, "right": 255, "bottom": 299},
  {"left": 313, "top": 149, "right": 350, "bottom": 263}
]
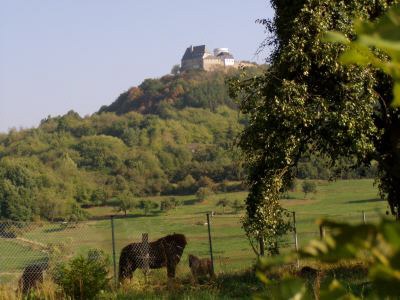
[{"left": 0, "top": 67, "right": 374, "bottom": 221}]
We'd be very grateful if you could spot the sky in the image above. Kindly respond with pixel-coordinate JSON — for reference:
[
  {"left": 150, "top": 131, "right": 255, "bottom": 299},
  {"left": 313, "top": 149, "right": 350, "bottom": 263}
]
[{"left": 0, "top": 0, "right": 274, "bottom": 133}]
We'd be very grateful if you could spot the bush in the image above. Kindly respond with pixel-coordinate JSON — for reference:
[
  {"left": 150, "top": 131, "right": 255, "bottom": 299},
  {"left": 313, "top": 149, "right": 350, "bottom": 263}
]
[
  {"left": 216, "top": 198, "right": 231, "bottom": 214},
  {"left": 137, "top": 199, "right": 158, "bottom": 215},
  {"left": 231, "top": 199, "right": 244, "bottom": 214},
  {"left": 196, "top": 187, "right": 214, "bottom": 202},
  {"left": 52, "top": 249, "right": 110, "bottom": 300},
  {"left": 116, "top": 192, "right": 136, "bottom": 216},
  {"left": 302, "top": 180, "right": 317, "bottom": 198},
  {"left": 160, "top": 197, "right": 180, "bottom": 212}
]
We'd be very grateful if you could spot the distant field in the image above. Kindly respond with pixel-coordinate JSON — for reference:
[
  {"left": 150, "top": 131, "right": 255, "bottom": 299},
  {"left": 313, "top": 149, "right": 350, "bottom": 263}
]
[{"left": 0, "top": 179, "right": 388, "bottom": 285}]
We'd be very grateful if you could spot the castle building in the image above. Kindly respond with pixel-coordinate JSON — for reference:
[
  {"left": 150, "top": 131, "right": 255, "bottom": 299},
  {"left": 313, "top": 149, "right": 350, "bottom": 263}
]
[{"left": 180, "top": 45, "right": 255, "bottom": 72}]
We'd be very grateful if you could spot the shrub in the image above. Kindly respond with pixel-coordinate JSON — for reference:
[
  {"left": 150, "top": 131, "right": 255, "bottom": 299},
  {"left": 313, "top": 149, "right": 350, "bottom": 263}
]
[
  {"left": 116, "top": 192, "right": 136, "bottom": 216},
  {"left": 196, "top": 187, "right": 214, "bottom": 202},
  {"left": 216, "top": 198, "right": 231, "bottom": 214},
  {"left": 52, "top": 249, "right": 110, "bottom": 300},
  {"left": 302, "top": 180, "right": 317, "bottom": 198},
  {"left": 160, "top": 197, "right": 180, "bottom": 212},
  {"left": 231, "top": 199, "right": 244, "bottom": 214},
  {"left": 137, "top": 199, "right": 158, "bottom": 215}
]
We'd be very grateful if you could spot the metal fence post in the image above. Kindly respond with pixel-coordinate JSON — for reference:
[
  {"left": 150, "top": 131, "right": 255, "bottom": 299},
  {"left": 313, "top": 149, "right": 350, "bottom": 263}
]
[
  {"left": 206, "top": 213, "right": 215, "bottom": 274},
  {"left": 293, "top": 211, "right": 300, "bottom": 268},
  {"left": 292, "top": 211, "right": 298, "bottom": 252},
  {"left": 319, "top": 224, "right": 325, "bottom": 240},
  {"left": 110, "top": 216, "right": 117, "bottom": 288},
  {"left": 141, "top": 233, "right": 150, "bottom": 282}
]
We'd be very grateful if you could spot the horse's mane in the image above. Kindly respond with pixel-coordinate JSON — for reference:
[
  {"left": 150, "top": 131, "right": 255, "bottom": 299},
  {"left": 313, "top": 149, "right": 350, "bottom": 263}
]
[{"left": 156, "top": 233, "right": 187, "bottom": 247}]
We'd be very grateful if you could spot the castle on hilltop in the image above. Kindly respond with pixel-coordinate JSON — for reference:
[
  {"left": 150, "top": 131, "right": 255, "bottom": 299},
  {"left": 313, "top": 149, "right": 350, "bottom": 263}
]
[{"left": 180, "top": 45, "right": 255, "bottom": 72}]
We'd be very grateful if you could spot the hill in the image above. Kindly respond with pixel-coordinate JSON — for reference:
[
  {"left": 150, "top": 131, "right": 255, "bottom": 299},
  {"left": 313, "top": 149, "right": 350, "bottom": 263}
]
[
  {"left": 99, "top": 68, "right": 248, "bottom": 115},
  {"left": 0, "top": 68, "right": 264, "bottom": 221},
  {"left": 0, "top": 67, "right": 375, "bottom": 222}
]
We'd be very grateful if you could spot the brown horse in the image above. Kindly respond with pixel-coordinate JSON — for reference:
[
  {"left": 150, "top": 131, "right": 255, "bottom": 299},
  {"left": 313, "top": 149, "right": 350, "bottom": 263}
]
[
  {"left": 188, "top": 254, "right": 214, "bottom": 282},
  {"left": 119, "top": 233, "right": 187, "bottom": 282},
  {"left": 19, "top": 264, "right": 46, "bottom": 295}
]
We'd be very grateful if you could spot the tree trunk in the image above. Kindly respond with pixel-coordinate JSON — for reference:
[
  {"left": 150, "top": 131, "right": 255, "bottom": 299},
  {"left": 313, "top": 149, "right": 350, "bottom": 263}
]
[{"left": 376, "top": 114, "right": 400, "bottom": 220}]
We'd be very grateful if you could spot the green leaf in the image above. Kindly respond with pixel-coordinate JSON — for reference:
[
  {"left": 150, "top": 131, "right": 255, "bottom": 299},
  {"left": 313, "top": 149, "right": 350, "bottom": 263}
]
[
  {"left": 369, "top": 264, "right": 400, "bottom": 298},
  {"left": 380, "top": 220, "right": 400, "bottom": 248},
  {"left": 322, "top": 31, "right": 350, "bottom": 44},
  {"left": 339, "top": 46, "right": 372, "bottom": 66},
  {"left": 391, "top": 82, "right": 400, "bottom": 107},
  {"left": 263, "top": 278, "right": 313, "bottom": 300},
  {"left": 320, "top": 279, "right": 360, "bottom": 300}
]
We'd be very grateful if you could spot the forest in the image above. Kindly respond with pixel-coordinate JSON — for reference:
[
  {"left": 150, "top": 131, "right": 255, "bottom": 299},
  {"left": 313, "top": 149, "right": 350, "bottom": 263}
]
[{"left": 0, "top": 67, "right": 375, "bottom": 221}]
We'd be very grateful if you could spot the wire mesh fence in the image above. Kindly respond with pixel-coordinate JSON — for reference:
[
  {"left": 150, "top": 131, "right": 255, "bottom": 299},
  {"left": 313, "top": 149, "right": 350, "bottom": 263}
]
[
  {"left": 0, "top": 213, "right": 254, "bottom": 292},
  {"left": 0, "top": 210, "right": 390, "bottom": 292}
]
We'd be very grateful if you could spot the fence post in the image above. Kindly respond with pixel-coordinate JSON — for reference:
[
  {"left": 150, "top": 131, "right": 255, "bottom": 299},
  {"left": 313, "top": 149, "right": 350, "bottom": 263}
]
[
  {"left": 110, "top": 216, "right": 117, "bottom": 288},
  {"left": 362, "top": 211, "right": 366, "bottom": 224},
  {"left": 319, "top": 224, "right": 325, "bottom": 240},
  {"left": 293, "top": 211, "right": 300, "bottom": 268},
  {"left": 141, "top": 233, "right": 150, "bottom": 282},
  {"left": 206, "top": 213, "right": 215, "bottom": 275},
  {"left": 292, "top": 211, "right": 298, "bottom": 252}
]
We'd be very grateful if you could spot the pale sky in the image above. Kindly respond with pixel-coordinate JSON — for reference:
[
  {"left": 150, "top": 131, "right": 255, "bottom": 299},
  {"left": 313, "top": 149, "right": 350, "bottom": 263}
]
[{"left": 0, "top": 0, "right": 273, "bottom": 133}]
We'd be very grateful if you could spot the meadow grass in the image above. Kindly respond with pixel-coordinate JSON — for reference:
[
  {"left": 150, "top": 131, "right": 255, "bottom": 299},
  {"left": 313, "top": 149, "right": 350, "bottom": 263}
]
[
  {"left": 105, "top": 270, "right": 263, "bottom": 300},
  {"left": 0, "top": 179, "right": 388, "bottom": 296}
]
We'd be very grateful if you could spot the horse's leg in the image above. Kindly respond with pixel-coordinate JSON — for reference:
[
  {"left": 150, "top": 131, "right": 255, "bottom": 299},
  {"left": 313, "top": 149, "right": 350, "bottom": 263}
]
[
  {"left": 129, "top": 261, "right": 137, "bottom": 280},
  {"left": 120, "top": 254, "right": 137, "bottom": 283},
  {"left": 166, "top": 262, "right": 176, "bottom": 278},
  {"left": 166, "top": 263, "right": 176, "bottom": 289},
  {"left": 119, "top": 255, "right": 129, "bottom": 283},
  {"left": 119, "top": 264, "right": 129, "bottom": 283}
]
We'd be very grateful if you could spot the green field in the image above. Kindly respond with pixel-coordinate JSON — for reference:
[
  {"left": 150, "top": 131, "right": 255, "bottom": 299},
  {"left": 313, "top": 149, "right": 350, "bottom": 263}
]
[{"left": 0, "top": 179, "right": 388, "bottom": 286}]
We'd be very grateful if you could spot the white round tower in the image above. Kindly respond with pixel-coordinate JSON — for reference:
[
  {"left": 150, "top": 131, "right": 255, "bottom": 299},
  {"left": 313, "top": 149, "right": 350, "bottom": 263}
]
[{"left": 213, "top": 48, "right": 229, "bottom": 56}]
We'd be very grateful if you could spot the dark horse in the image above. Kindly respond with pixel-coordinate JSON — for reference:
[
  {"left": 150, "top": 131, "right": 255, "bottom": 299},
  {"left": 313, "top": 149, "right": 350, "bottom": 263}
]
[
  {"left": 119, "top": 233, "right": 187, "bottom": 282},
  {"left": 19, "top": 263, "right": 46, "bottom": 295}
]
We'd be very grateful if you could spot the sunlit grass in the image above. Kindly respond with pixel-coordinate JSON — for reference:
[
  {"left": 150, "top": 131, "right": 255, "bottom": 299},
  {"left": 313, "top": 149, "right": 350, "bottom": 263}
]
[{"left": 0, "top": 179, "right": 387, "bottom": 296}]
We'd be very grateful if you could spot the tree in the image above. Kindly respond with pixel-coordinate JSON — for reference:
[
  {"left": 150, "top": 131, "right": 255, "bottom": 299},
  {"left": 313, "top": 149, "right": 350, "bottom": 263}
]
[
  {"left": 116, "top": 192, "right": 136, "bottom": 216},
  {"left": 216, "top": 198, "right": 231, "bottom": 214},
  {"left": 52, "top": 249, "right": 109, "bottom": 300},
  {"left": 281, "top": 178, "right": 297, "bottom": 199},
  {"left": 196, "top": 187, "right": 213, "bottom": 203},
  {"left": 302, "top": 180, "right": 317, "bottom": 198},
  {"left": 160, "top": 199, "right": 171, "bottom": 212},
  {"left": 169, "top": 197, "right": 181, "bottom": 209},
  {"left": 160, "top": 197, "right": 180, "bottom": 212},
  {"left": 323, "top": 4, "right": 400, "bottom": 107},
  {"left": 197, "top": 176, "right": 216, "bottom": 191},
  {"left": 171, "top": 64, "right": 181, "bottom": 76},
  {"left": 229, "top": 0, "right": 400, "bottom": 253},
  {"left": 177, "top": 175, "right": 197, "bottom": 195},
  {"left": 231, "top": 199, "right": 244, "bottom": 214},
  {"left": 137, "top": 200, "right": 158, "bottom": 216}
]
